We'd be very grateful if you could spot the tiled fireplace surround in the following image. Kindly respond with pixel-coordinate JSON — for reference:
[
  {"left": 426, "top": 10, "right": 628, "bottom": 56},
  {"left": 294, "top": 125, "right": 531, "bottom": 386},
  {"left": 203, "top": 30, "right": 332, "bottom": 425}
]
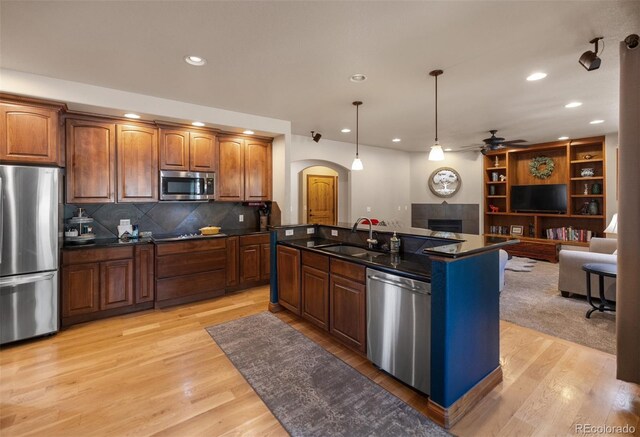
[{"left": 411, "top": 202, "right": 480, "bottom": 235}]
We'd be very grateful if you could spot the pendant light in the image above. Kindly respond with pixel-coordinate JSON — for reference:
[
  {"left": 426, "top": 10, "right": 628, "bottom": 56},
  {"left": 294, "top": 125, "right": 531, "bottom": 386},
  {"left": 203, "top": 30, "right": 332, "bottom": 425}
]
[
  {"left": 351, "top": 101, "right": 364, "bottom": 171},
  {"left": 428, "top": 69, "right": 445, "bottom": 161}
]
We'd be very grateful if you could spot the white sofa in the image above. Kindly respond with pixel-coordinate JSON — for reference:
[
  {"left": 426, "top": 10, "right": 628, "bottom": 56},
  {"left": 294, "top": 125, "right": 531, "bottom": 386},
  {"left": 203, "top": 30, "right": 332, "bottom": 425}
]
[
  {"left": 499, "top": 249, "right": 508, "bottom": 292},
  {"left": 558, "top": 237, "right": 617, "bottom": 301}
]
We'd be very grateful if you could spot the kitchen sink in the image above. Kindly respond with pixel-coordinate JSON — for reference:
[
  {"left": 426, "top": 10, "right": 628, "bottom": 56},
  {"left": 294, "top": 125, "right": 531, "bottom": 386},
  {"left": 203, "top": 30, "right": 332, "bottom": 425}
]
[{"left": 319, "top": 244, "right": 385, "bottom": 259}]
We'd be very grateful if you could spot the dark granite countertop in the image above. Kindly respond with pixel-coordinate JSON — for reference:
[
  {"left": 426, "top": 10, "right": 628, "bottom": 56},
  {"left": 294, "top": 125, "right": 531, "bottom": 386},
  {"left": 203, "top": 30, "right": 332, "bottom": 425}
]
[
  {"left": 63, "top": 229, "right": 269, "bottom": 249},
  {"left": 62, "top": 237, "right": 154, "bottom": 249},
  {"left": 320, "top": 222, "right": 519, "bottom": 258},
  {"left": 278, "top": 238, "right": 432, "bottom": 281}
]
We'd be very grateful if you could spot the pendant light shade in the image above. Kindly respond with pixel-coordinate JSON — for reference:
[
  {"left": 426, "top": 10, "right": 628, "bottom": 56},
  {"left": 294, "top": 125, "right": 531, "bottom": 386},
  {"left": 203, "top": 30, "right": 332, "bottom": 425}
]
[
  {"left": 428, "top": 69, "right": 446, "bottom": 161},
  {"left": 351, "top": 101, "right": 364, "bottom": 171}
]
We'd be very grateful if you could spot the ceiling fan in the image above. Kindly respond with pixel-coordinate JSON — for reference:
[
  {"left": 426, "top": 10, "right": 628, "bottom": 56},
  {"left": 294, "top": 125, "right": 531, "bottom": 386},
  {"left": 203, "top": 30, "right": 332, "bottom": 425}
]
[{"left": 478, "top": 130, "right": 529, "bottom": 155}]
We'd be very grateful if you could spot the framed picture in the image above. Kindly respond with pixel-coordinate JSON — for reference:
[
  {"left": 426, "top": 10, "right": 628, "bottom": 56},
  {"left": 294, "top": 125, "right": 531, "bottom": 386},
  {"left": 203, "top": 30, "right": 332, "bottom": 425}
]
[
  {"left": 510, "top": 225, "right": 524, "bottom": 236},
  {"left": 428, "top": 167, "right": 462, "bottom": 198}
]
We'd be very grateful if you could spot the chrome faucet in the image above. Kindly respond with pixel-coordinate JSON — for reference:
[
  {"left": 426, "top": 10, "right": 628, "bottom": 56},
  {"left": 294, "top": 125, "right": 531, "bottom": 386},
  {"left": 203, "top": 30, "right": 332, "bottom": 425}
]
[{"left": 352, "top": 217, "right": 378, "bottom": 249}]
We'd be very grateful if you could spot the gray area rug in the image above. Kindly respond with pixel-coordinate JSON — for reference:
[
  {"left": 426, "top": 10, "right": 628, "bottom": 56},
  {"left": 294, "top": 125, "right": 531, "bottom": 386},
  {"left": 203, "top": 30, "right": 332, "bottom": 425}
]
[
  {"left": 504, "top": 256, "right": 537, "bottom": 272},
  {"left": 500, "top": 261, "right": 616, "bottom": 354},
  {"left": 207, "top": 312, "right": 449, "bottom": 437}
]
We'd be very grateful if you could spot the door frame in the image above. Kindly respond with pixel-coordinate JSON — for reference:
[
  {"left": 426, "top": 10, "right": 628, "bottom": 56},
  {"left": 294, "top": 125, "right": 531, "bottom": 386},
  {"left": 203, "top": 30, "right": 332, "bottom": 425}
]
[{"left": 306, "top": 174, "right": 338, "bottom": 225}]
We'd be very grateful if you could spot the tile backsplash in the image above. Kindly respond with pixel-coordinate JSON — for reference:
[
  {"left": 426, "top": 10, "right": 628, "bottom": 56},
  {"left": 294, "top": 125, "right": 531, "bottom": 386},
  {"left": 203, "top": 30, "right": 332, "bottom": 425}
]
[{"left": 64, "top": 202, "right": 274, "bottom": 239}]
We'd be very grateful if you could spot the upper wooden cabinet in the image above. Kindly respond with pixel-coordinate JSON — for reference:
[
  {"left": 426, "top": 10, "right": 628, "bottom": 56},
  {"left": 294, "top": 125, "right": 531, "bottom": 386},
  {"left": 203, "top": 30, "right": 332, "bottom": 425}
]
[
  {"left": 244, "top": 139, "right": 272, "bottom": 201},
  {"left": 0, "top": 101, "right": 63, "bottom": 165},
  {"left": 117, "top": 124, "right": 158, "bottom": 202},
  {"left": 217, "top": 136, "right": 244, "bottom": 201},
  {"left": 159, "top": 128, "right": 216, "bottom": 172},
  {"left": 66, "top": 119, "right": 116, "bottom": 203},
  {"left": 217, "top": 136, "right": 271, "bottom": 201}
]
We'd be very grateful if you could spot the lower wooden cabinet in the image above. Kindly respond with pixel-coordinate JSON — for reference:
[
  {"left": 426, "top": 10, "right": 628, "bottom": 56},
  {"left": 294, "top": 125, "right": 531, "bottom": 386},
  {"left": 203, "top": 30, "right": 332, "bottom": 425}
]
[
  {"left": 330, "top": 274, "right": 366, "bottom": 353},
  {"left": 62, "top": 245, "right": 153, "bottom": 326},
  {"left": 301, "top": 251, "right": 330, "bottom": 330},
  {"left": 239, "top": 234, "right": 271, "bottom": 286},
  {"left": 277, "top": 245, "right": 301, "bottom": 314},
  {"left": 226, "top": 236, "right": 239, "bottom": 287}
]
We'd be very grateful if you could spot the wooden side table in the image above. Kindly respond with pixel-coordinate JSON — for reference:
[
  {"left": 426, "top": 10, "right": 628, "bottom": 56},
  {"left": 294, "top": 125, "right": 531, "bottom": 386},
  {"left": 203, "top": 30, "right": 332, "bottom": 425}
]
[{"left": 581, "top": 263, "right": 617, "bottom": 319}]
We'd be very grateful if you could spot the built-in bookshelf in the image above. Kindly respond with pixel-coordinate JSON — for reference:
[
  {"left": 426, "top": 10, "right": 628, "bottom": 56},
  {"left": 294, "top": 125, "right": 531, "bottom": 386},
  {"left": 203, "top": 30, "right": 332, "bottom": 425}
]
[{"left": 483, "top": 136, "right": 607, "bottom": 262}]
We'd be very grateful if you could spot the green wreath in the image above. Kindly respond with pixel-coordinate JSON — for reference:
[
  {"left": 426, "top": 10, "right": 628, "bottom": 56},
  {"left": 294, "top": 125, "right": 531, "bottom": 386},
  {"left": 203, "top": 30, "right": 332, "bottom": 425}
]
[{"left": 529, "top": 156, "right": 555, "bottom": 179}]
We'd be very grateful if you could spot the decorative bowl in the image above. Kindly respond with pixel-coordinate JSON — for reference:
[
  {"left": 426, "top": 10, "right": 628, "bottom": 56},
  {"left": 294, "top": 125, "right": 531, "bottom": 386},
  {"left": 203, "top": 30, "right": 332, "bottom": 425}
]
[
  {"left": 199, "top": 226, "right": 221, "bottom": 235},
  {"left": 580, "top": 168, "right": 595, "bottom": 177}
]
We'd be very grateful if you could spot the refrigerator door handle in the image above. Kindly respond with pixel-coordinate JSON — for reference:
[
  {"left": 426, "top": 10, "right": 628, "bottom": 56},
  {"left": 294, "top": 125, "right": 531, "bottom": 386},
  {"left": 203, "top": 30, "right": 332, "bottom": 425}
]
[{"left": 0, "top": 272, "right": 56, "bottom": 289}]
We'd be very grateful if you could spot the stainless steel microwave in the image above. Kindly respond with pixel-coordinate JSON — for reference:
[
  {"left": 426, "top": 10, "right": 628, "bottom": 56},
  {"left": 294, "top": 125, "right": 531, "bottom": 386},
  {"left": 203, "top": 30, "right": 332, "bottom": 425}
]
[{"left": 160, "top": 170, "right": 215, "bottom": 201}]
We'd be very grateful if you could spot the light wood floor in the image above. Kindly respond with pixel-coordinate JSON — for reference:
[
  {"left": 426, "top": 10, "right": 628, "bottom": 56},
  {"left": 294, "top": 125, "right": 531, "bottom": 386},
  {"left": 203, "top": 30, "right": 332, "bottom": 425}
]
[{"left": 1, "top": 286, "right": 638, "bottom": 437}]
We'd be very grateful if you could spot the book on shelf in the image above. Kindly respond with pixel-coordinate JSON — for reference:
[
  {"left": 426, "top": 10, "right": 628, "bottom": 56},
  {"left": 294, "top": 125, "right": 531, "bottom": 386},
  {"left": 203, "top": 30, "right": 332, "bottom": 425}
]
[{"left": 545, "top": 226, "right": 593, "bottom": 242}]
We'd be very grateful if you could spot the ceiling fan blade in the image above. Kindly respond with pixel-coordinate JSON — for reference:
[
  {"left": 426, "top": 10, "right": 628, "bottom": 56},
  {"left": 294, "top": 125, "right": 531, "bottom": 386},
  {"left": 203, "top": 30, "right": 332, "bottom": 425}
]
[
  {"left": 503, "top": 139, "right": 527, "bottom": 144},
  {"left": 503, "top": 143, "right": 530, "bottom": 148}
]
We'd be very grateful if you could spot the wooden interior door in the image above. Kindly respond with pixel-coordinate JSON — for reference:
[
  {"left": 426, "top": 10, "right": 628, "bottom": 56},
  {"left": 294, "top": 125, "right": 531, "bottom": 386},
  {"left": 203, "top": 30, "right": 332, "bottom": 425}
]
[{"left": 307, "top": 175, "right": 337, "bottom": 225}]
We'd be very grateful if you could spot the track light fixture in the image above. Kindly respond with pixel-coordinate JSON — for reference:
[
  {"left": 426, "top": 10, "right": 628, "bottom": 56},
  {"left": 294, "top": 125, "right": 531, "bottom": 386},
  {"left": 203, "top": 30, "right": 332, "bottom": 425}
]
[
  {"left": 310, "top": 131, "right": 322, "bottom": 143},
  {"left": 579, "top": 37, "right": 603, "bottom": 71}
]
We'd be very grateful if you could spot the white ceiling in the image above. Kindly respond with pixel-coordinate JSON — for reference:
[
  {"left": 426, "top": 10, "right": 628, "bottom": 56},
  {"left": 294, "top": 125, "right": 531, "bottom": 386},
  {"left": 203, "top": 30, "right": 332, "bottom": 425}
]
[{"left": 1, "top": 1, "right": 638, "bottom": 152}]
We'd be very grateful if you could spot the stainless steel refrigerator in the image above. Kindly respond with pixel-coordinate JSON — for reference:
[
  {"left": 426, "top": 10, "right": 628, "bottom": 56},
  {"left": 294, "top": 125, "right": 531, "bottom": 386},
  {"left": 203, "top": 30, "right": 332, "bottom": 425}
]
[{"left": 0, "top": 165, "right": 60, "bottom": 344}]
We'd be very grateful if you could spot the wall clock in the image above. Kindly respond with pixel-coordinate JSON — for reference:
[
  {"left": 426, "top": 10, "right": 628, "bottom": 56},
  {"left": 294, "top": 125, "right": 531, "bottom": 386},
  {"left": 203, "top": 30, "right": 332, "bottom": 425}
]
[{"left": 428, "top": 167, "right": 461, "bottom": 198}]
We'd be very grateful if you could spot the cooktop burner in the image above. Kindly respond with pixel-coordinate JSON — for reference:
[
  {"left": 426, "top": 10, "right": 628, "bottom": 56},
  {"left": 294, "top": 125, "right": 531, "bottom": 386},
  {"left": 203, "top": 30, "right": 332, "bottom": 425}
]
[{"left": 153, "top": 232, "right": 226, "bottom": 242}]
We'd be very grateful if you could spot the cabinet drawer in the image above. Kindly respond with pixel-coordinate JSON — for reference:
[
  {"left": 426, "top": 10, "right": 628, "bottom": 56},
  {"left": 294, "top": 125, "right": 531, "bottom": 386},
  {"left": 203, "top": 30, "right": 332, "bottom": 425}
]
[
  {"left": 156, "top": 249, "right": 226, "bottom": 278},
  {"left": 330, "top": 259, "right": 366, "bottom": 283},
  {"left": 155, "top": 238, "right": 226, "bottom": 256},
  {"left": 239, "top": 233, "right": 270, "bottom": 246},
  {"left": 63, "top": 246, "right": 133, "bottom": 265},
  {"left": 301, "top": 250, "right": 329, "bottom": 272},
  {"left": 156, "top": 270, "right": 226, "bottom": 301}
]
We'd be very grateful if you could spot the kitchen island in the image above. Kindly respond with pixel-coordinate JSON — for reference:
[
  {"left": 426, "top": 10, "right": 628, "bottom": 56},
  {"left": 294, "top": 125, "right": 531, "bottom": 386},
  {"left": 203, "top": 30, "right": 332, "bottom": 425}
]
[{"left": 269, "top": 222, "right": 517, "bottom": 428}]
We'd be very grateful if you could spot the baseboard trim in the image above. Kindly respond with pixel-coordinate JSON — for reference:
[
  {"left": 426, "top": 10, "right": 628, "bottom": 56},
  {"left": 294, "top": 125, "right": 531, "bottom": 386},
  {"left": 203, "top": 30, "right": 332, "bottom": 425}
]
[
  {"left": 427, "top": 365, "right": 503, "bottom": 429},
  {"left": 268, "top": 302, "right": 284, "bottom": 313}
]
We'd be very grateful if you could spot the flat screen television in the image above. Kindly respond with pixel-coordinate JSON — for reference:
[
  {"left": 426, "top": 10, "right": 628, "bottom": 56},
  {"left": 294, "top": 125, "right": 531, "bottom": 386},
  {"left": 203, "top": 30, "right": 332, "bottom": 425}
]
[{"left": 510, "top": 184, "right": 567, "bottom": 213}]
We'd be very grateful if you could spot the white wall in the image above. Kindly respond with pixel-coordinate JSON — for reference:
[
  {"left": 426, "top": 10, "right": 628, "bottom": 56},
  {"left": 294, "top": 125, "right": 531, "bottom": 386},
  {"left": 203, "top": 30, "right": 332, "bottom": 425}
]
[{"left": 290, "top": 135, "right": 411, "bottom": 226}]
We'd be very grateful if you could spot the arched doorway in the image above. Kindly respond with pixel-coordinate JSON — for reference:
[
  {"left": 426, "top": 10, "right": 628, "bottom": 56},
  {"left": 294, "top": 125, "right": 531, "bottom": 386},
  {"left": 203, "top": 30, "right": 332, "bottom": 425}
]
[{"left": 291, "top": 160, "right": 349, "bottom": 224}]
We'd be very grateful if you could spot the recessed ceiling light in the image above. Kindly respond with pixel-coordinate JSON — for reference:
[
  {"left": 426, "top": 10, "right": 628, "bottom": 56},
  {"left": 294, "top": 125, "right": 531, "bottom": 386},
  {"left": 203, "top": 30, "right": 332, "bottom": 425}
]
[
  {"left": 243, "top": 130, "right": 255, "bottom": 135},
  {"left": 590, "top": 119, "right": 604, "bottom": 124},
  {"left": 192, "top": 121, "right": 205, "bottom": 127},
  {"left": 341, "top": 128, "right": 351, "bottom": 133},
  {"left": 444, "top": 148, "right": 453, "bottom": 152},
  {"left": 392, "top": 138, "right": 401, "bottom": 143},
  {"left": 526, "top": 72, "right": 547, "bottom": 81},
  {"left": 565, "top": 102, "right": 582, "bottom": 108},
  {"left": 350, "top": 73, "right": 367, "bottom": 83},
  {"left": 184, "top": 55, "right": 207, "bottom": 66},
  {"left": 124, "top": 113, "right": 140, "bottom": 119},
  {"left": 558, "top": 136, "right": 569, "bottom": 140}
]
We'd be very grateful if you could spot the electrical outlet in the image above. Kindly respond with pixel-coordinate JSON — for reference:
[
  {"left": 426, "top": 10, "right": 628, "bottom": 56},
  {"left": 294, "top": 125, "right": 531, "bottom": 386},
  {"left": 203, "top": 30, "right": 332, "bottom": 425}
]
[
  {"left": 239, "top": 214, "right": 244, "bottom": 222},
  {"left": 307, "top": 227, "right": 315, "bottom": 234},
  {"left": 331, "top": 229, "right": 339, "bottom": 237},
  {"left": 366, "top": 206, "right": 371, "bottom": 212},
  {"left": 285, "top": 229, "right": 294, "bottom": 236}
]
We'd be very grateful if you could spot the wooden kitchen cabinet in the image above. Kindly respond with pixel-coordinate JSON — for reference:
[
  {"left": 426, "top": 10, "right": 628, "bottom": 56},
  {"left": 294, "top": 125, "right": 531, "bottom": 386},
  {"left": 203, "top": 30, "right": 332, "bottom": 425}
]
[
  {"left": 159, "top": 128, "right": 216, "bottom": 172},
  {"left": 239, "top": 234, "right": 271, "bottom": 286},
  {"left": 61, "top": 245, "right": 150, "bottom": 326},
  {"left": 226, "top": 236, "right": 239, "bottom": 287},
  {"left": 277, "top": 245, "right": 301, "bottom": 315},
  {"left": 329, "top": 259, "right": 366, "bottom": 353},
  {"left": 117, "top": 124, "right": 158, "bottom": 202},
  {"left": 66, "top": 118, "right": 116, "bottom": 203},
  {"left": 244, "top": 139, "right": 272, "bottom": 201},
  {"left": 62, "top": 263, "right": 100, "bottom": 317},
  {"left": 217, "top": 136, "right": 244, "bottom": 201},
  {"left": 217, "top": 136, "right": 272, "bottom": 201},
  {"left": 0, "top": 100, "right": 63, "bottom": 165},
  {"left": 135, "top": 244, "right": 155, "bottom": 303},
  {"left": 155, "top": 238, "right": 226, "bottom": 307},
  {"left": 100, "top": 259, "right": 134, "bottom": 310},
  {"left": 301, "top": 251, "right": 330, "bottom": 330}
]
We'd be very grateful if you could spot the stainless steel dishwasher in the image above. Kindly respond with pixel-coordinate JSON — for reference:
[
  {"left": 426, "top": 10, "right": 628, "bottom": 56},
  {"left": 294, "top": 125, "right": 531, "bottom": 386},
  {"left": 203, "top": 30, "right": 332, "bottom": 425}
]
[{"left": 366, "top": 268, "right": 431, "bottom": 395}]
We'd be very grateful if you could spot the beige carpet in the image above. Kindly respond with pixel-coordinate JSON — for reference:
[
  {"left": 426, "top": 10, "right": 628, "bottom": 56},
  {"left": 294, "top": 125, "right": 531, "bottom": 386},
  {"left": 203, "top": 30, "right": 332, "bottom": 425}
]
[{"left": 500, "top": 261, "right": 616, "bottom": 355}]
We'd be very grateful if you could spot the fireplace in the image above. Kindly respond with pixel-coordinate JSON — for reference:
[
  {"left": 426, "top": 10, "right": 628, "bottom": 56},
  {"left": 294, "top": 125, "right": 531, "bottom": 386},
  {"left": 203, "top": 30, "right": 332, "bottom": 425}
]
[{"left": 428, "top": 219, "right": 463, "bottom": 233}]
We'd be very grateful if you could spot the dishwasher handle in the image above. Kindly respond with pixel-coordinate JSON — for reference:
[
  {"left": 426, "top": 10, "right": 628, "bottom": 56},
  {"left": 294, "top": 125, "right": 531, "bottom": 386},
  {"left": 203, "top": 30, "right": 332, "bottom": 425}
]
[{"left": 368, "top": 274, "right": 431, "bottom": 295}]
